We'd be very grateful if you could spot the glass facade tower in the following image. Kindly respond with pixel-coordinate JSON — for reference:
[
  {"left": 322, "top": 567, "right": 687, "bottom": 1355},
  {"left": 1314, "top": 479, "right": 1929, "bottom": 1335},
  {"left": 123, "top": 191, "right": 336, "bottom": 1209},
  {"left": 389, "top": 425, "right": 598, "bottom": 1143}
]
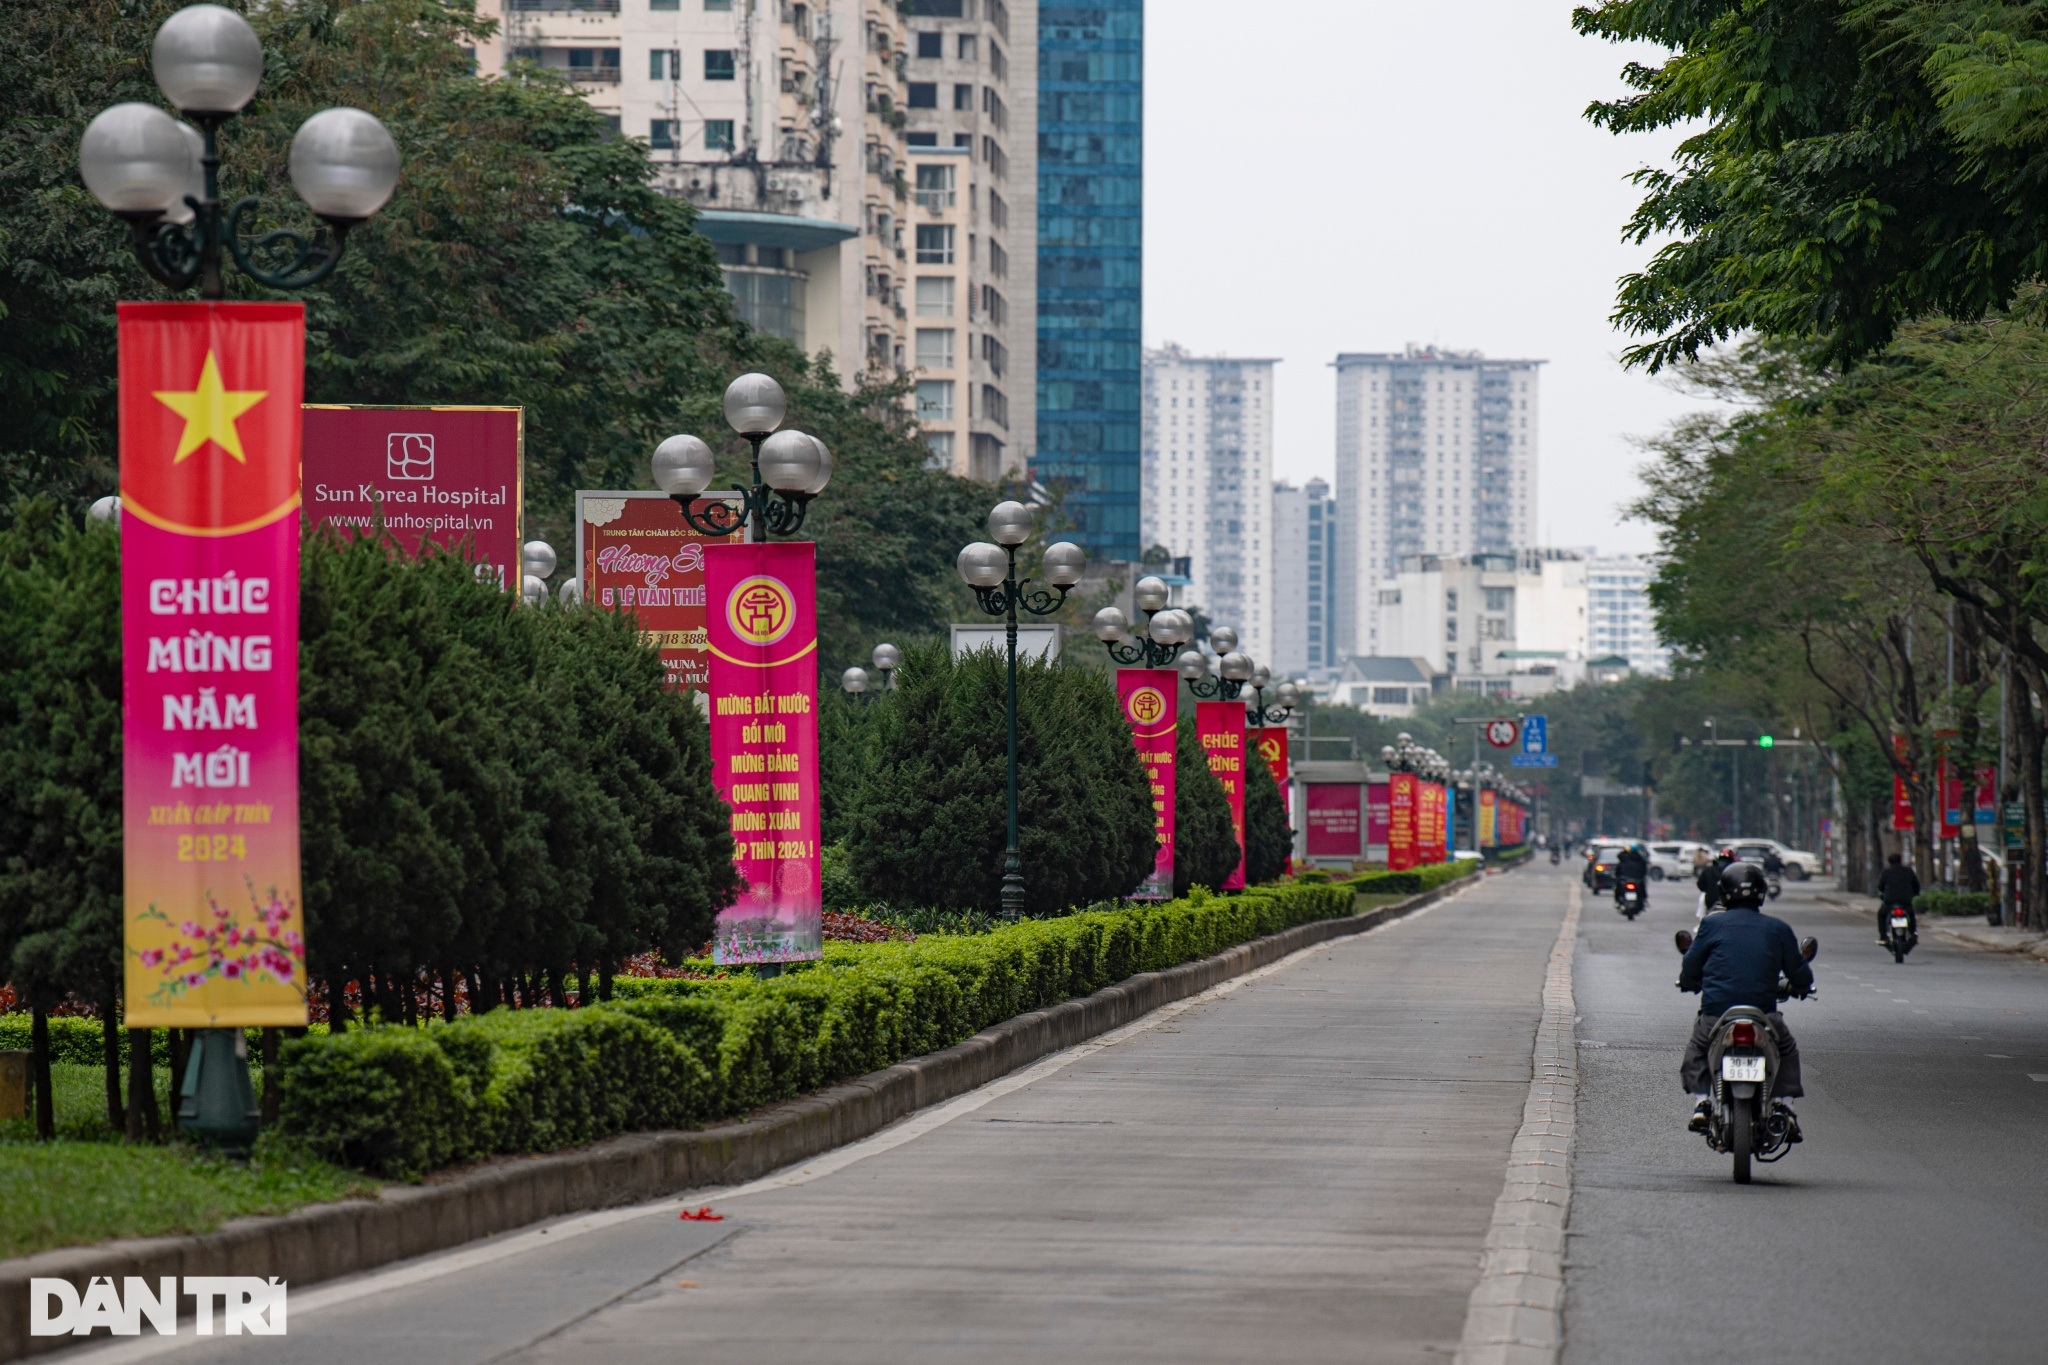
[{"left": 1037, "top": 2, "right": 1142, "bottom": 559}]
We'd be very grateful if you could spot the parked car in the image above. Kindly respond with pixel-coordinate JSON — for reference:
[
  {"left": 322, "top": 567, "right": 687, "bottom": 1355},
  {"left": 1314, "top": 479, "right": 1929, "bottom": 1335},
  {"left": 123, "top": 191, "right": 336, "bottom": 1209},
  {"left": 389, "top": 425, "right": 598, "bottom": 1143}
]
[
  {"left": 1647, "top": 841, "right": 1711, "bottom": 882},
  {"left": 1583, "top": 839, "right": 1627, "bottom": 891},
  {"left": 1728, "top": 838, "right": 1823, "bottom": 879}
]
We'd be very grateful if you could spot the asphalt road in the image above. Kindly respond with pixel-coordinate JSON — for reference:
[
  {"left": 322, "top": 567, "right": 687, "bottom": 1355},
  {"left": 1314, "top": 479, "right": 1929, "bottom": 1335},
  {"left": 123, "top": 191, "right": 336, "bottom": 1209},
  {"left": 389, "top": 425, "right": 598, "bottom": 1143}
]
[
  {"left": 1564, "top": 861, "right": 2048, "bottom": 1364},
  {"left": 81, "top": 870, "right": 1562, "bottom": 1365}
]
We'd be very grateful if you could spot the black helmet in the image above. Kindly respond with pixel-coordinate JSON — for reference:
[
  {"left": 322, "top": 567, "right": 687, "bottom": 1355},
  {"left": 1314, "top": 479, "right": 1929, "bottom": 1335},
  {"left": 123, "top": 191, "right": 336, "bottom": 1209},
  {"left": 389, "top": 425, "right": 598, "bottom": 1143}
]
[{"left": 1719, "top": 861, "right": 1768, "bottom": 907}]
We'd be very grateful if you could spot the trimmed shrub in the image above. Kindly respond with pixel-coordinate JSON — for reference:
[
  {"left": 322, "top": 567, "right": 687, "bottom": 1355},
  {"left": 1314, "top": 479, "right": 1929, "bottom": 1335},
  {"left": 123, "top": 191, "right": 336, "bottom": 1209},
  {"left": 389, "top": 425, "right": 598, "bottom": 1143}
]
[
  {"left": 1243, "top": 746, "right": 1292, "bottom": 886},
  {"left": 1345, "top": 858, "right": 1481, "bottom": 897},
  {"left": 276, "top": 880, "right": 1359, "bottom": 1177},
  {"left": 1914, "top": 890, "right": 1995, "bottom": 917},
  {"left": 843, "top": 643, "right": 1156, "bottom": 916}
]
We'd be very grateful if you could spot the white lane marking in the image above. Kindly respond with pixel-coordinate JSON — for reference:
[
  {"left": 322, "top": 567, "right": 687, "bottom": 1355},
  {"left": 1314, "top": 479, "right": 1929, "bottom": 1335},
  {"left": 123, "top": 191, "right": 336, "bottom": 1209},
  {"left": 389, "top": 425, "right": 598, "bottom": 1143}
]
[
  {"left": 2029, "top": 1074, "right": 2048, "bottom": 1082},
  {"left": 62, "top": 886, "right": 1475, "bottom": 1364}
]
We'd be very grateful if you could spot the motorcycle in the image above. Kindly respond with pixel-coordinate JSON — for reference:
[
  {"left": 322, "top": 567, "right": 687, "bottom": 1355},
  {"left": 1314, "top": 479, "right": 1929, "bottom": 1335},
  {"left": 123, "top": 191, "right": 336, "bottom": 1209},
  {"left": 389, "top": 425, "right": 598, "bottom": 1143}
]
[
  {"left": 1616, "top": 879, "right": 1645, "bottom": 920},
  {"left": 1883, "top": 903, "right": 1915, "bottom": 963},
  {"left": 1766, "top": 876, "right": 1783, "bottom": 901},
  {"left": 1549, "top": 847, "right": 1562, "bottom": 865},
  {"left": 1674, "top": 929, "right": 1818, "bottom": 1184}
]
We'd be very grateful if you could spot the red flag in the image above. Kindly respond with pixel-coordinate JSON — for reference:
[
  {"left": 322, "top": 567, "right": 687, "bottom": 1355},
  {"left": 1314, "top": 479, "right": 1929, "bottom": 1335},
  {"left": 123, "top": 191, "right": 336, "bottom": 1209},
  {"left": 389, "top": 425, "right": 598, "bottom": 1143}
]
[{"left": 1117, "top": 670, "right": 1177, "bottom": 899}]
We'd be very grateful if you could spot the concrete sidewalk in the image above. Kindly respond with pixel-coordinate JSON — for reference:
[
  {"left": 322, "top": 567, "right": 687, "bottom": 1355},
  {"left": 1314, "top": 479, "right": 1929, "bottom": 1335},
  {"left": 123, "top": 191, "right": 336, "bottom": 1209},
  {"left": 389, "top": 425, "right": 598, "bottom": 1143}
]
[{"left": 113, "top": 871, "right": 1567, "bottom": 1365}]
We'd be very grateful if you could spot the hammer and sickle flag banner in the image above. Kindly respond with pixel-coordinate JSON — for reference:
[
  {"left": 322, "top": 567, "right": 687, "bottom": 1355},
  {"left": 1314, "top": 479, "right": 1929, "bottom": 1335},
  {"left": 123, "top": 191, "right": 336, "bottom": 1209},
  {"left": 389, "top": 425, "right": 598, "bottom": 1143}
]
[
  {"left": 1117, "top": 670, "right": 1177, "bottom": 899},
  {"left": 120, "top": 302, "right": 308, "bottom": 1027},
  {"left": 704, "top": 540, "right": 823, "bottom": 964}
]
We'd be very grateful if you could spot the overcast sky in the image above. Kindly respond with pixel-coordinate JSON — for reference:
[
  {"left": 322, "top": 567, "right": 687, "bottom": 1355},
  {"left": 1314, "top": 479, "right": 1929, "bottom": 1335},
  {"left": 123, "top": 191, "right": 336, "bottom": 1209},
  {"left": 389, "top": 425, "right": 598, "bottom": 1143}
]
[{"left": 1143, "top": 0, "right": 1713, "bottom": 556}]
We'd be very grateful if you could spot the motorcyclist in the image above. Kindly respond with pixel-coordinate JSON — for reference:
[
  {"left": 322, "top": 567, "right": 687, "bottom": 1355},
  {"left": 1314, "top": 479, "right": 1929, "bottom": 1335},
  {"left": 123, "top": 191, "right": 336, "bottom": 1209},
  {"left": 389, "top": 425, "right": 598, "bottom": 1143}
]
[
  {"left": 1876, "top": 852, "right": 1921, "bottom": 946},
  {"left": 1678, "top": 862, "right": 1813, "bottom": 1133},
  {"left": 1615, "top": 842, "right": 1650, "bottom": 904},
  {"left": 1694, "top": 845, "right": 1736, "bottom": 919},
  {"left": 1761, "top": 847, "right": 1786, "bottom": 879}
]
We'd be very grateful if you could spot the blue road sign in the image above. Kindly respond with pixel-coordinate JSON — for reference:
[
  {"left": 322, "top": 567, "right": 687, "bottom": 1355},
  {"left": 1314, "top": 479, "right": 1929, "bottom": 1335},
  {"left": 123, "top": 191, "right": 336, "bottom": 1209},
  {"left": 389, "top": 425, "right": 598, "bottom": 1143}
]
[
  {"left": 1521, "top": 715, "right": 1549, "bottom": 755},
  {"left": 1512, "top": 753, "right": 1559, "bottom": 768}
]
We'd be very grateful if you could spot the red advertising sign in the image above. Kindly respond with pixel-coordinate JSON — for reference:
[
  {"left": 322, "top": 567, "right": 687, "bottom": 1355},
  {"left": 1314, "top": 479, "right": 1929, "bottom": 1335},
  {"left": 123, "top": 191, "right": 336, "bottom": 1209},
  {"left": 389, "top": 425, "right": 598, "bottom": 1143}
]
[
  {"left": 1388, "top": 772, "right": 1419, "bottom": 871},
  {"left": 1118, "top": 669, "right": 1177, "bottom": 899},
  {"left": 1367, "top": 782, "right": 1390, "bottom": 851},
  {"left": 302, "top": 405, "right": 522, "bottom": 586},
  {"left": 1305, "top": 784, "right": 1362, "bottom": 858},
  {"left": 704, "top": 541, "right": 822, "bottom": 964},
  {"left": 1892, "top": 734, "right": 1914, "bottom": 830},
  {"left": 1976, "top": 765, "right": 1997, "bottom": 824},
  {"left": 577, "top": 491, "right": 743, "bottom": 692},
  {"left": 1197, "top": 700, "right": 1248, "bottom": 890},
  {"left": 119, "top": 302, "right": 308, "bottom": 1027}
]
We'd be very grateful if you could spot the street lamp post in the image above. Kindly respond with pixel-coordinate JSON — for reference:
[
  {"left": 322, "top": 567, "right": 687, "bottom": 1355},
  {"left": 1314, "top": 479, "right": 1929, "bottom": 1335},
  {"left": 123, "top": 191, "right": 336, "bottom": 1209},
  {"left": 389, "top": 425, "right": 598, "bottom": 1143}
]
[
  {"left": 1246, "top": 664, "right": 1300, "bottom": 727},
  {"left": 1092, "top": 575, "right": 1193, "bottom": 667},
  {"left": 871, "top": 643, "right": 901, "bottom": 691},
  {"left": 957, "top": 502, "right": 1086, "bottom": 919},
  {"left": 650, "top": 374, "right": 832, "bottom": 541},
  {"left": 79, "top": 5, "right": 401, "bottom": 297},
  {"left": 1179, "top": 626, "right": 1255, "bottom": 700}
]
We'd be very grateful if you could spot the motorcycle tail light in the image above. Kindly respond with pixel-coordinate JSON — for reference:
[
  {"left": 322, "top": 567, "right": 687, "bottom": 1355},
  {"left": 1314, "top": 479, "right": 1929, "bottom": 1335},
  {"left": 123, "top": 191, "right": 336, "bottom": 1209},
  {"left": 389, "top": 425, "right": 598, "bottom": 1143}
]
[{"left": 1729, "top": 1022, "right": 1757, "bottom": 1046}]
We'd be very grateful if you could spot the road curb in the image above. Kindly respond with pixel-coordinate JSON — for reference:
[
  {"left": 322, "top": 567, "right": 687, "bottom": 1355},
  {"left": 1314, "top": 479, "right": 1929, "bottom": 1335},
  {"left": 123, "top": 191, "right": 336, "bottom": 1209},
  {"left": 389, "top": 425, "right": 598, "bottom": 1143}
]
[
  {"left": 1456, "top": 877, "right": 1579, "bottom": 1365},
  {"left": 0, "top": 875, "right": 1480, "bottom": 1360}
]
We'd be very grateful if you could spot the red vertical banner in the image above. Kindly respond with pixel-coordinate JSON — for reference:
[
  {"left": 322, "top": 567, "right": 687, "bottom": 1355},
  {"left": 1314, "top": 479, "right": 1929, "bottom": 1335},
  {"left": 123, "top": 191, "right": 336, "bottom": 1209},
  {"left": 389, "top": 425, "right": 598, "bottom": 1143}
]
[
  {"left": 1253, "top": 727, "right": 1289, "bottom": 787},
  {"left": 1938, "top": 755, "right": 1961, "bottom": 838},
  {"left": 119, "top": 302, "right": 308, "bottom": 1027},
  {"left": 1388, "top": 772, "right": 1419, "bottom": 871},
  {"left": 1975, "top": 765, "right": 1998, "bottom": 826},
  {"left": 1305, "top": 784, "right": 1362, "bottom": 859},
  {"left": 1196, "top": 700, "right": 1248, "bottom": 890},
  {"left": 1479, "top": 787, "right": 1498, "bottom": 848},
  {"left": 1117, "top": 669, "right": 1177, "bottom": 899},
  {"left": 1892, "top": 734, "right": 1915, "bottom": 830},
  {"left": 578, "top": 491, "right": 743, "bottom": 691},
  {"left": 1424, "top": 782, "right": 1447, "bottom": 861},
  {"left": 703, "top": 541, "right": 822, "bottom": 964}
]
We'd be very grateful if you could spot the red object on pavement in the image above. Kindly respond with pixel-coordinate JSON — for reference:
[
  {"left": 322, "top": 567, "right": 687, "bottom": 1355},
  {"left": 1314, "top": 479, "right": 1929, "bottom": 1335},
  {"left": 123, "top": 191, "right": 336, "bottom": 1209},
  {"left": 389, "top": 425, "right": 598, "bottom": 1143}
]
[{"left": 679, "top": 1207, "right": 724, "bottom": 1221}]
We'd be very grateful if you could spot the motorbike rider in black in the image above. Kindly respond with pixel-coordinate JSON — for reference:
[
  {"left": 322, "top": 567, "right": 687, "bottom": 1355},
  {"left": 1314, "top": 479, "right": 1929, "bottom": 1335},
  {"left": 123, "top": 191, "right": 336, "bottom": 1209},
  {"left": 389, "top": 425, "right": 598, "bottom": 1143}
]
[
  {"left": 1695, "top": 846, "right": 1736, "bottom": 917},
  {"left": 1876, "top": 852, "right": 1921, "bottom": 946},
  {"left": 1615, "top": 842, "right": 1650, "bottom": 905},
  {"left": 1678, "top": 863, "right": 1814, "bottom": 1132}
]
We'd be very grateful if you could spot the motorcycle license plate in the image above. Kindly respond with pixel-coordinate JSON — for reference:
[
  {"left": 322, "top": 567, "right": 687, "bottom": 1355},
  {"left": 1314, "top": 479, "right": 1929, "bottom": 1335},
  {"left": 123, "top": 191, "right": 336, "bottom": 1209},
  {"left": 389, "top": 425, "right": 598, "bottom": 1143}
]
[
  {"left": 1891, "top": 916, "right": 1909, "bottom": 929},
  {"left": 1722, "top": 1055, "right": 1766, "bottom": 1082}
]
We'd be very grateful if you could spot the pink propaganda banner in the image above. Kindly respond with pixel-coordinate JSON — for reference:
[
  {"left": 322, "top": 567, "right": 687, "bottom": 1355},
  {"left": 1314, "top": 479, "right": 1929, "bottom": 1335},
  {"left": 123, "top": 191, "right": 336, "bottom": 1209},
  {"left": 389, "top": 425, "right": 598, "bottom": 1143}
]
[
  {"left": 704, "top": 541, "right": 822, "bottom": 964},
  {"left": 577, "top": 491, "right": 743, "bottom": 692},
  {"left": 1387, "top": 772, "right": 1419, "bottom": 871},
  {"left": 1117, "top": 669, "right": 1177, "bottom": 899},
  {"left": 1305, "top": 784, "right": 1362, "bottom": 859},
  {"left": 302, "top": 405, "right": 522, "bottom": 586},
  {"left": 1197, "top": 700, "right": 1248, "bottom": 890},
  {"left": 119, "top": 302, "right": 308, "bottom": 1027},
  {"left": 1366, "top": 782, "right": 1390, "bottom": 851}
]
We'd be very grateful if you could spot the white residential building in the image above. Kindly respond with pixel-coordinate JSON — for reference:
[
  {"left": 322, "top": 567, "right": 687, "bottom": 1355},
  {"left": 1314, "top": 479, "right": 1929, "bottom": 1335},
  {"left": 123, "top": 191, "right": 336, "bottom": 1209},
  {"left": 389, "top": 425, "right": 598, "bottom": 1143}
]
[
  {"left": 1373, "top": 548, "right": 1588, "bottom": 698},
  {"left": 1333, "top": 346, "right": 1542, "bottom": 657},
  {"left": 1141, "top": 345, "right": 1278, "bottom": 667},
  {"left": 474, "top": 0, "right": 1032, "bottom": 433},
  {"left": 1587, "top": 554, "right": 1670, "bottom": 674}
]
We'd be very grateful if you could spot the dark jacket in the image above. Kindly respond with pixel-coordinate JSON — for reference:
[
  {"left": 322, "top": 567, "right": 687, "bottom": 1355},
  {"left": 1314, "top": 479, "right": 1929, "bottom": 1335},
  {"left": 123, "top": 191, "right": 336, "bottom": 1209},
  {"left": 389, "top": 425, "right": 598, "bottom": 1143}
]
[
  {"left": 1877, "top": 863, "right": 1921, "bottom": 908},
  {"left": 1616, "top": 848, "right": 1648, "bottom": 881},
  {"left": 1679, "top": 906, "right": 1813, "bottom": 1016},
  {"left": 1696, "top": 854, "right": 1734, "bottom": 902}
]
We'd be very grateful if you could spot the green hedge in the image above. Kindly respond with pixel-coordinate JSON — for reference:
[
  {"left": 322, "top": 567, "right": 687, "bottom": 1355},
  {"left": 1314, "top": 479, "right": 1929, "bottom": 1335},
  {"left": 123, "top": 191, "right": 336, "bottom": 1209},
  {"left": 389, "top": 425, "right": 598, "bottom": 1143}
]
[
  {"left": 0, "top": 1019, "right": 329, "bottom": 1068},
  {"left": 1344, "top": 858, "right": 1482, "bottom": 897},
  {"left": 275, "top": 881, "right": 1356, "bottom": 1177},
  {"left": 1914, "top": 890, "right": 1996, "bottom": 917},
  {"left": 1491, "top": 844, "right": 1533, "bottom": 866}
]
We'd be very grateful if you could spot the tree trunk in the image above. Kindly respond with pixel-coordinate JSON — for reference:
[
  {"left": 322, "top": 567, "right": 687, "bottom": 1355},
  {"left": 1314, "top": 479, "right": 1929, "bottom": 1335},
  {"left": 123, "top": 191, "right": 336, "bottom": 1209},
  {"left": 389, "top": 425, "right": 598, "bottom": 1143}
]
[
  {"left": 101, "top": 980, "right": 125, "bottom": 1132},
  {"left": 2015, "top": 657, "right": 2048, "bottom": 930},
  {"left": 126, "top": 1029, "right": 160, "bottom": 1142},
  {"left": 168, "top": 1027, "right": 189, "bottom": 1102},
  {"left": 260, "top": 1028, "right": 280, "bottom": 1125},
  {"left": 598, "top": 957, "right": 614, "bottom": 1003},
  {"left": 30, "top": 1006, "right": 53, "bottom": 1141}
]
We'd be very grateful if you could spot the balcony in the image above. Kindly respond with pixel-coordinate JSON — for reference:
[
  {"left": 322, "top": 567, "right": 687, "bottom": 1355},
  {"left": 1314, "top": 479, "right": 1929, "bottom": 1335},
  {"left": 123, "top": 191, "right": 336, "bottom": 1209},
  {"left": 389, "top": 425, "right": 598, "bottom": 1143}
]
[
  {"left": 913, "top": 188, "right": 956, "bottom": 211},
  {"left": 568, "top": 64, "right": 621, "bottom": 83}
]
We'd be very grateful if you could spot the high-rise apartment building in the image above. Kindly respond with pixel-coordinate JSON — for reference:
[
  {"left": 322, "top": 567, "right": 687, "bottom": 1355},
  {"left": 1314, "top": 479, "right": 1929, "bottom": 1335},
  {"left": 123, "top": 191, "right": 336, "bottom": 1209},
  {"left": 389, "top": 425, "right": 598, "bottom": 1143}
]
[
  {"left": 1333, "top": 346, "right": 1542, "bottom": 656},
  {"left": 1373, "top": 549, "right": 1587, "bottom": 697},
  {"left": 477, "top": 0, "right": 911, "bottom": 381},
  {"left": 1038, "top": 1, "right": 1142, "bottom": 559},
  {"left": 1140, "top": 346, "right": 1276, "bottom": 666},
  {"left": 902, "top": 0, "right": 1035, "bottom": 482},
  {"left": 1587, "top": 554, "right": 1669, "bottom": 674},
  {"left": 1271, "top": 478, "right": 1339, "bottom": 680}
]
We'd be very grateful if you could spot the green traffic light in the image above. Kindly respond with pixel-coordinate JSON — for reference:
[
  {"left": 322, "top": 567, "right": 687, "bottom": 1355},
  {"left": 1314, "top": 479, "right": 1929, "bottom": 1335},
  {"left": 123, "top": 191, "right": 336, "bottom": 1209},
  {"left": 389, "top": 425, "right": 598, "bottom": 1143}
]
[{"left": 1757, "top": 735, "right": 1774, "bottom": 748}]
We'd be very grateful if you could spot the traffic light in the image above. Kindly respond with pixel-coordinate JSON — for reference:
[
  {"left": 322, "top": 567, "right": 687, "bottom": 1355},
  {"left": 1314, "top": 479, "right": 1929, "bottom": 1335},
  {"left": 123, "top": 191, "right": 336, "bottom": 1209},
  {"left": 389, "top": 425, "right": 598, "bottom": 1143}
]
[{"left": 1757, "top": 734, "right": 1774, "bottom": 749}]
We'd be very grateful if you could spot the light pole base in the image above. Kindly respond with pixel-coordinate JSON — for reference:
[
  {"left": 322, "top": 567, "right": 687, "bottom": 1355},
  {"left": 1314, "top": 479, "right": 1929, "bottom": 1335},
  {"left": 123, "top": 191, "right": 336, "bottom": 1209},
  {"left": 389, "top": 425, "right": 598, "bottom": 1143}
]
[
  {"left": 177, "top": 1028, "right": 259, "bottom": 1151},
  {"left": 1000, "top": 852, "right": 1026, "bottom": 921}
]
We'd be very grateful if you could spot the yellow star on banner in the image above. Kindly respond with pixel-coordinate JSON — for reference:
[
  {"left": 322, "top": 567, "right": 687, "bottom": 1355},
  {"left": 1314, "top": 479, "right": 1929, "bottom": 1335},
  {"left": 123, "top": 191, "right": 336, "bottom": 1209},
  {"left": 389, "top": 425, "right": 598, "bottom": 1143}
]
[{"left": 153, "top": 351, "right": 267, "bottom": 464}]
